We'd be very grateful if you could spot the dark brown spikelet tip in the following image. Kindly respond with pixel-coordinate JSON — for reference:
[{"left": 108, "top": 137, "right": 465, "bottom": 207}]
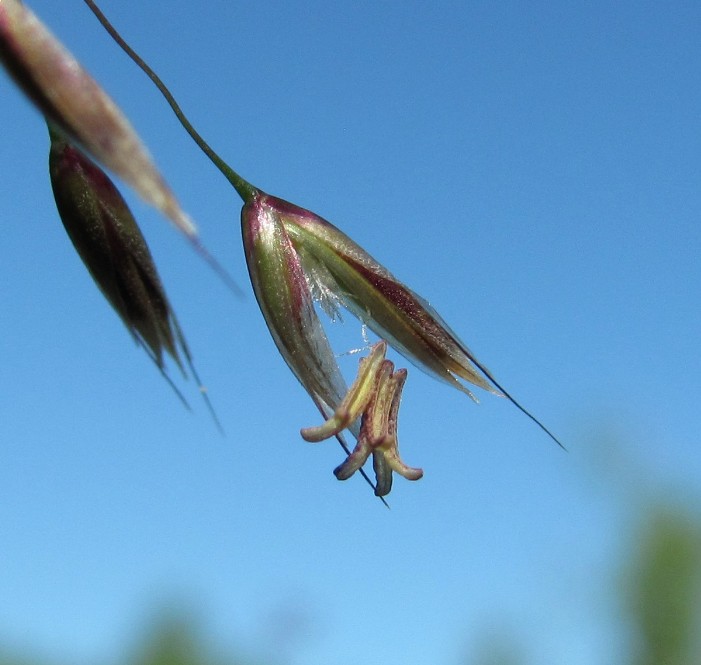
[{"left": 48, "top": 126, "right": 221, "bottom": 430}]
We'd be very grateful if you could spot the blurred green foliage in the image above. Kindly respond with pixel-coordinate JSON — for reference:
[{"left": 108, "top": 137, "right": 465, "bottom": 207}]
[
  {"left": 0, "top": 615, "right": 254, "bottom": 665},
  {"left": 1, "top": 500, "right": 700, "bottom": 665},
  {"left": 624, "top": 507, "right": 701, "bottom": 665},
  {"left": 129, "top": 616, "right": 237, "bottom": 665},
  {"left": 470, "top": 638, "right": 525, "bottom": 665}
]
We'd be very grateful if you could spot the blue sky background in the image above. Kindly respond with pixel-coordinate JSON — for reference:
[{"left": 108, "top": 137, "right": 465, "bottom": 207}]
[{"left": 1, "top": 1, "right": 700, "bottom": 663}]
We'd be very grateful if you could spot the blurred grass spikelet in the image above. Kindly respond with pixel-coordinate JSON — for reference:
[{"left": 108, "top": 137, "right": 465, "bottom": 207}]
[
  {"left": 48, "top": 127, "right": 218, "bottom": 425},
  {"left": 0, "top": 0, "right": 196, "bottom": 236}
]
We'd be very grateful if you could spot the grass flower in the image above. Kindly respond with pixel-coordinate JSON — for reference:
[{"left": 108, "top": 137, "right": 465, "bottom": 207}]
[
  {"left": 243, "top": 191, "right": 561, "bottom": 496},
  {"left": 83, "top": 4, "right": 564, "bottom": 498}
]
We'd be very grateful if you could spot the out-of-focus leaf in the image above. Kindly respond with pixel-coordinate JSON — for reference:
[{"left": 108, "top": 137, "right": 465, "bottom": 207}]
[{"left": 625, "top": 507, "right": 701, "bottom": 665}]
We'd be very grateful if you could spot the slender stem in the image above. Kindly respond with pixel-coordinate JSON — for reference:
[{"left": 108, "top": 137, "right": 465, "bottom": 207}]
[{"left": 82, "top": 0, "right": 257, "bottom": 203}]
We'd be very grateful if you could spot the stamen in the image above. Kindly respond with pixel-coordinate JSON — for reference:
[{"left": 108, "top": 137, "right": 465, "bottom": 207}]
[
  {"left": 300, "top": 341, "right": 387, "bottom": 442},
  {"left": 302, "top": 341, "right": 423, "bottom": 496}
]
